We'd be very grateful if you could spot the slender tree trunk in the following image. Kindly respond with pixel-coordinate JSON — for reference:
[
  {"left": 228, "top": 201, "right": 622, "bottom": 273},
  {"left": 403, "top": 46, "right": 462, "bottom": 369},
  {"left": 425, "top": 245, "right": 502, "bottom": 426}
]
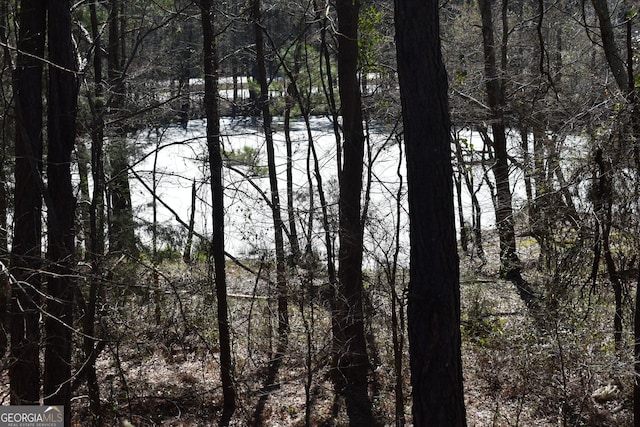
[
  {"left": 83, "top": 2, "right": 106, "bottom": 424},
  {"left": 276, "top": 33, "right": 336, "bottom": 297},
  {"left": 0, "top": 0, "right": 10, "bottom": 360},
  {"left": 107, "top": 0, "right": 136, "bottom": 255},
  {"left": 76, "top": 140, "right": 92, "bottom": 259},
  {"left": 395, "top": 0, "right": 467, "bottom": 424},
  {"left": 454, "top": 172, "right": 468, "bottom": 252},
  {"left": 453, "top": 134, "right": 470, "bottom": 252},
  {"left": 628, "top": 10, "right": 640, "bottom": 426},
  {"left": 478, "top": 0, "right": 531, "bottom": 304},
  {"left": 588, "top": 2, "right": 640, "bottom": 416},
  {"left": 591, "top": 0, "right": 629, "bottom": 92},
  {"left": 183, "top": 180, "right": 197, "bottom": 264},
  {"left": 10, "top": 0, "right": 45, "bottom": 406},
  {"left": 593, "top": 148, "right": 623, "bottom": 349},
  {"left": 0, "top": 157, "right": 5, "bottom": 261},
  {"left": 313, "top": 0, "right": 342, "bottom": 175},
  {"left": 0, "top": 0, "right": 9, "bottom": 262},
  {"left": 178, "top": 21, "right": 193, "bottom": 129},
  {"left": 333, "top": 0, "right": 374, "bottom": 424},
  {"left": 284, "top": 49, "right": 302, "bottom": 264},
  {"left": 583, "top": 0, "right": 640, "bottom": 417},
  {"left": 44, "top": 4, "right": 78, "bottom": 426},
  {"left": 454, "top": 135, "right": 485, "bottom": 260},
  {"left": 232, "top": 57, "right": 238, "bottom": 116},
  {"left": 151, "top": 137, "right": 161, "bottom": 324},
  {"left": 518, "top": 126, "right": 535, "bottom": 235},
  {"left": 390, "top": 139, "right": 405, "bottom": 427},
  {"left": 531, "top": 128, "right": 551, "bottom": 263},
  {"left": 252, "top": 0, "right": 289, "bottom": 360},
  {"left": 199, "top": 2, "right": 236, "bottom": 425}
]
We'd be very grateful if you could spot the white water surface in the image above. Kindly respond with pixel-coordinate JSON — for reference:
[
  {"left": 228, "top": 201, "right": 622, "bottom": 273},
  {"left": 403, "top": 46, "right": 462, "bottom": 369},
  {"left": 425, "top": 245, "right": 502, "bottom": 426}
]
[
  {"left": 129, "top": 117, "right": 411, "bottom": 266},
  {"left": 126, "top": 118, "right": 578, "bottom": 266}
]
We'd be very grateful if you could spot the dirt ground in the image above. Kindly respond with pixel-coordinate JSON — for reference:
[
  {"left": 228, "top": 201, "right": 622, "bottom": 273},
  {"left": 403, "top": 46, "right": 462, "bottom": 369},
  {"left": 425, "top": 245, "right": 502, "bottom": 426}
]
[{"left": 1, "top": 236, "right": 635, "bottom": 426}]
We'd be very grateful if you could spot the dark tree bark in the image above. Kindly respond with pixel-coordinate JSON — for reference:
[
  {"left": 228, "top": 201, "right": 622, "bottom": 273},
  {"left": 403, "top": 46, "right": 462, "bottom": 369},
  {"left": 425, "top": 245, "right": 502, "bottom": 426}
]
[
  {"left": 389, "top": 140, "right": 406, "bottom": 427},
  {"left": 284, "top": 46, "right": 302, "bottom": 265},
  {"left": 76, "top": 140, "right": 91, "bottom": 259},
  {"left": 183, "top": 180, "right": 197, "bottom": 264},
  {"left": 44, "top": 3, "right": 78, "bottom": 425},
  {"left": 199, "top": 1, "right": 236, "bottom": 425},
  {"left": 478, "top": 0, "right": 533, "bottom": 305},
  {"left": 252, "top": 0, "right": 288, "bottom": 356},
  {"left": 107, "top": 0, "right": 136, "bottom": 255},
  {"left": 82, "top": 2, "right": 107, "bottom": 424},
  {"left": 0, "top": 0, "right": 12, "bottom": 362},
  {"left": 10, "top": 0, "right": 45, "bottom": 406},
  {"left": 333, "top": 0, "right": 374, "bottom": 424},
  {"left": 588, "top": 2, "right": 640, "bottom": 422},
  {"left": 591, "top": 0, "right": 629, "bottom": 93},
  {"left": 394, "top": 0, "right": 467, "bottom": 425},
  {"left": 593, "top": 149, "right": 623, "bottom": 349},
  {"left": 89, "top": 0, "right": 106, "bottom": 267},
  {"left": 250, "top": 2, "right": 290, "bottom": 421},
  {"left": 312, "top": 0, "right": 342, "bottom": 174},
  {"left": 531, "top": 128, "right": 552, "bottom": 262},
  {"left": 453, "top": 136, "right": 485, "bottom": 260}
]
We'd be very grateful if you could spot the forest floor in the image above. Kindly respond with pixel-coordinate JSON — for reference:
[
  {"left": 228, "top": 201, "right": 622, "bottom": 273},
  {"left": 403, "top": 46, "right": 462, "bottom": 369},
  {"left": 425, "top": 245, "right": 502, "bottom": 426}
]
[{"left": 1, "top": 233, "right": 634, "bottom": 426}]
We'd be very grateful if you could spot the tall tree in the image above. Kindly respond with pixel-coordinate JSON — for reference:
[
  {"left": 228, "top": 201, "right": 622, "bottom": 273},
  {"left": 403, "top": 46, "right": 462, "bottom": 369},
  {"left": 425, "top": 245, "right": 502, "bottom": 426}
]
[
  {"left": 590, "top": 0, "right": 629, "bottom": 93},
  {"left": 0, "top": 0, "right": 10, "bottom": 262},
  {"left": 10, "top": 0, "right": 45, "bottom": 406},
  {"left": 477, "top": 0, "right": 532, "bottom": 302},
  {"left": 252, "top": 0, "right": 289, "bottom": 359},
  {"left": 0, "top": 0, "right": 13, "bottom": 361},
  {"left": 588, "top": 0, "right": 640, "bottom": 421},
  {"left": 334, "top": 0, "right": 374, "bottom": 424},
  {"left": 199, "top": 0, "right": 236, "bottom": 425},
  {"left": 107, "top": 0, "right": 136, "bottom": 255},
  {"left": 44, "top": 2, "right": 78, "bottom": 425},
  {"left": 249, "top": 3, "right": 291, "bottom": 422},
  {"left": 394, "top": 0, "right": 467, "bottom": 424},
  {"left": 78, "top": 2, "right": 108, "bottom": 424}
]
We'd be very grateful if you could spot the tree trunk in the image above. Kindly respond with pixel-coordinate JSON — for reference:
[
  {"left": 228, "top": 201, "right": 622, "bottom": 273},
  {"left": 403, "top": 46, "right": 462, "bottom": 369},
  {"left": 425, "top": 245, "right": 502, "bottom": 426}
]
[
  {"left": 593, "top": 148, "right": 623, "bottom": 349},
  {"left": 390, "top": 140, "right": 406, "bottom": 427},
  {"left": 334, "top": 0, "right": 374, "bottom": 424},
  {"left": 394, "top": 0, "right": 467, "bottom": 424},
  {"left": 44, "top": 4, "right": 77, "bottom": 426},
  {"left": 10, "top": 0, "right": 45, "bottom": 406},
  {"left": 183, "top": 180, "right": 197, "bottom": 264},
  {"left": 478, "top": 0, "right": 532, "bottom": 304},
  {"left": 589, "top": 2, "right": 640, "bottom": 417},
  {"left": 252, "top": 0, "right": 289, "bottom": 359},
  {"left": 0, "top": 0, "right": 9, "bottom": 262},
  {"left": 531, "top": 127, "right": 551, "bottom": 263},
  {"left": 76, "top": 140, "right": 91, "bottom": 259},
  {"left": 591, "top": 0, "right": 629, "bottom": 92},
  {"left": 0, "top": 0, "right": 10, "bottom": 361},
  {"left": 199, "top": 1, "right": 236, "bottom": 425},
  {"left": 454, "top": 135, "right": 485, "bottom": 260},
  {"left": 313, "top": 0, "right": 342, "bottom": 176},
  {"left": 84, "top": 2, "right": 106, "bottom": 424},
  {"left": 107, "top": 0, "right": 136, "bottom": 256},
  {"left": 284, "top": 46, "right": 302, "bottom": 264}
]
